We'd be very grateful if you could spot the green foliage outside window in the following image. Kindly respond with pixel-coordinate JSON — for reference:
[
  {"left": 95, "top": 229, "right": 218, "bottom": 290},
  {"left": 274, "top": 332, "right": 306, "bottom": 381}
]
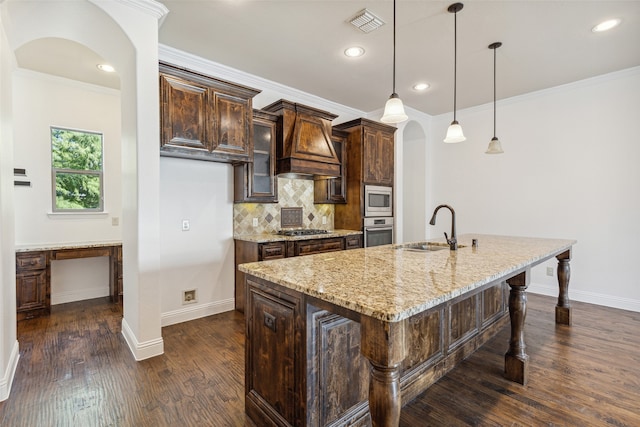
[{"left": 51, "top": 127, "right": 104, "bottom": 211}]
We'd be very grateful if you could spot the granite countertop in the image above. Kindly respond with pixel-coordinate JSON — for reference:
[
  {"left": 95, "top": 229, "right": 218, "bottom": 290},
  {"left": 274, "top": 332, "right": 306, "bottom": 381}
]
[
  {"left": 239, "top": 234, "right": 577, "bottom": 322},
  {"left": 16, "top": 240, "right": 122, "bottom": 252},
  {"left": 234, "top": 229, "right": 362, "bottom": 243}
]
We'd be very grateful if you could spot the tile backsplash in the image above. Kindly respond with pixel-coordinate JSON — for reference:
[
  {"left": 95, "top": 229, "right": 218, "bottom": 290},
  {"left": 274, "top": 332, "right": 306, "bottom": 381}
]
[{"left": 233, "top": 177, "right": 334, "bottom": 235}]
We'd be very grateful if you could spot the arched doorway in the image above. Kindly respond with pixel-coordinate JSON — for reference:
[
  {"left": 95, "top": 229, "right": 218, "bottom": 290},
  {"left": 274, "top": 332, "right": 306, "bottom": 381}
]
[
  {"left": 402, "top": 121, "right": 427, "bottom": 243},
  {"left": 1, "top": 0, "right": 168, "bottom": 373}
]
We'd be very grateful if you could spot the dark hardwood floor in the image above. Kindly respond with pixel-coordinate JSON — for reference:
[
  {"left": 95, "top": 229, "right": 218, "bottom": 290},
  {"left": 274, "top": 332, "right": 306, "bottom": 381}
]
[{"left": 1, "top": 294, "right": 638, "bottom": 426}]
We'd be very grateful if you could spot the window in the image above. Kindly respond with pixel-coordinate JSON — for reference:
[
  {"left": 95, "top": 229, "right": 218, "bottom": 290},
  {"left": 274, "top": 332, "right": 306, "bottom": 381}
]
[{"left": 51, "top": 127, "right": 104, "bottom": 212}]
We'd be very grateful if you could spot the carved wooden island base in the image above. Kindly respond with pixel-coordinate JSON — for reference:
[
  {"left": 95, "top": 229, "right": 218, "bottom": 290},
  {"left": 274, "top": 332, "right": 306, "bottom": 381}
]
[{"left": 240, "top": 235, "right": 575, "bottom": 427}]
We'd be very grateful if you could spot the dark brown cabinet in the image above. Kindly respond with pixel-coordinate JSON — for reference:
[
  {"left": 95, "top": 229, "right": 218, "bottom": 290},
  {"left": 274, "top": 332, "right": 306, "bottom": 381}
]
[
  {"left": 159, "top": 62, "right": 261, "bottom": 164},
  {"left": 112, "top": 245, "right": 123, "bottom": 304},
  {"left": 286, "top": 237, "right": 345, "bottom": 257},
  {"left": 333, "top": 118, "right": 397, "bottom": 231},
  {"left": 234, "top": 235, "right": 361, "bottom": 312},
  {"left": 363, "top": 124, "right": 394, "bottom": 186},
  {"left": 335, "top": 118, "right": 395, "bottom": 187},
  {"left": 235, "top": 241, "right": 286, "bottom": 312},
  {"left": 314, "top": 128, "right": 348, "bottom": 204},
  {"left": 234, "top": 110, "right": 278, "bottom": 202},
  {"left": 245, "top": 278, "right": 302, "bottom": 426},
  {"left": 245, "top": 275, "right": 508, "bottom": 427},
  {"left": 344, "top": 234, "right": 362, "bottom": 250},
  {"left": 16, "top": 244, "right": 123, "bottom": 320},
  {"left": 16, "top": 252, "right": 50, "bottom": 321}
]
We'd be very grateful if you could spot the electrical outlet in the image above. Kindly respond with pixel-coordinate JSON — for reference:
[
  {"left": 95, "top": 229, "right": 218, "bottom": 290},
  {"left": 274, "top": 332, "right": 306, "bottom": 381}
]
[
  {"left": 183, "top": 289, "right": 196, "bottom": 304},
  {"left": 546, "top": 267, "right": 554, "bottom": 276},
  {"left": 252, "top": 218, "right": 258, "bottom": 227},
  {"left": 111, "top": 217, "right": 119, "bottom": 226},
  {"left": 182, "top": 219, "right": 190, "bottom": 231},
  {"left": 322, "top": 216, "right": 327, "bottom": 225}
]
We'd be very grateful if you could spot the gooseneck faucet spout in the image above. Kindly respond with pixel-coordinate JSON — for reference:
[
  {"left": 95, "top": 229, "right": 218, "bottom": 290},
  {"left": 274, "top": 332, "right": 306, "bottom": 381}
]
[{"left": 429, "top": 204, "right": 457, "bottom": 250}]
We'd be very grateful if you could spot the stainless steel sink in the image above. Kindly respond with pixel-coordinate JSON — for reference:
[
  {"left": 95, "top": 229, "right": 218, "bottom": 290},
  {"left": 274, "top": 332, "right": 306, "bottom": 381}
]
[{"left": 395, "top": 242, "right": 467, "bottom": 252}]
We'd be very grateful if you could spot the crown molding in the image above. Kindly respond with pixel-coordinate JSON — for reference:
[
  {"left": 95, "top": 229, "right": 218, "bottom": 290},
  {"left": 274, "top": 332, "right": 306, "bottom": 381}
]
[
  {"left": 158, "top": 44, "right": 366, "bottom": 121},
  {"left": 109, "top": 0, "right": 169, "bottom": 24}
]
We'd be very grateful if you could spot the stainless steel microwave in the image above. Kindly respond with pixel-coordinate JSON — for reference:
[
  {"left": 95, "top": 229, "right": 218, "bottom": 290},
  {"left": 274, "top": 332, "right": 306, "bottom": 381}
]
[{"left": 364, "top": 185, "right": 392, "bottom": 217}]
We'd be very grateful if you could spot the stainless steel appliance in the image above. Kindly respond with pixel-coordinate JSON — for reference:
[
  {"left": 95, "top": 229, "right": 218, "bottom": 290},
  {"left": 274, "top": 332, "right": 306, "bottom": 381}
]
[
  {"left": 364, "top": 185, "right": 392, "bottom": 217},
  {"left": 363, "top": 217, "right": 394, "bottom": 247}
]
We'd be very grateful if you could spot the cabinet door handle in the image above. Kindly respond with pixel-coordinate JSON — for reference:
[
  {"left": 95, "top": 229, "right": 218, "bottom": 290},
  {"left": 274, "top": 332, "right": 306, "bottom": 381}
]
[{"left": 263, "top": 312, "right": 276, "bottom": 332}]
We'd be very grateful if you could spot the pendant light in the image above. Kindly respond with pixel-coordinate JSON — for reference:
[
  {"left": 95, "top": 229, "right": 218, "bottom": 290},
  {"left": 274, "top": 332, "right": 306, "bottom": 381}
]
[
  {"left": 486, "top": 42, "right": 504, "bottom": 154},
  {"left": 444, "top": 3, "right": 465, "bottom": 143},
  {"left": 380, "top": 0, "right": 408, "bottom": 124}
]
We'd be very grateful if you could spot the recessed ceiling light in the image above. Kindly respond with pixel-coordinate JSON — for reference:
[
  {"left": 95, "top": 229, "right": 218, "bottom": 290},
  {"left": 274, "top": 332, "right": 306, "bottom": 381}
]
[
  {"left": 592, "top": 18, "right": 621, "bottom": 33},
  {"left": 344, "top": 46, "right": 365, "bottom": 58},
  {"left": 97, "top": 64, "right": 115, "bottom": 73},
  {"left": 413, "top": 82, "right": 430, "bottom": 91}
]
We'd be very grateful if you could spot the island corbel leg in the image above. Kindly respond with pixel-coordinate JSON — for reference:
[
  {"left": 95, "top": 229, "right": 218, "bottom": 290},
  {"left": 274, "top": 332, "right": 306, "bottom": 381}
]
[
  {"left": 555, "top": 249, "right": 572, "bottom": 325},
  {"left": 360, "top": 316, "right": 406, "bottom": 427},
  {"left": 505, "top": 270, "right": 530, "bottom": 385}
]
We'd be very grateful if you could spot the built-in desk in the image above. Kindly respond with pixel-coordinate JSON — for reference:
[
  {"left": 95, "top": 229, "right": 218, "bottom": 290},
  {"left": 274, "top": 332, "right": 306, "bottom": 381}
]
[{"left": 15, "top": 242, "right": 122, "bottom": 321}]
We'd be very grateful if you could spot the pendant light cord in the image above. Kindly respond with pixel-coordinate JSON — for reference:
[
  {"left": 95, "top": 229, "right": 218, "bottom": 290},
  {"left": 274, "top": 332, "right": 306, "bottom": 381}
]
[
  {"left": 392, "top": 0, "right": 397, "bottom": 95},
  {"left": 453, "top": 9, "right": 457, "bottom": 121},
  {"left": 493, "top": 45, "right": 496, "bottom": 138}
]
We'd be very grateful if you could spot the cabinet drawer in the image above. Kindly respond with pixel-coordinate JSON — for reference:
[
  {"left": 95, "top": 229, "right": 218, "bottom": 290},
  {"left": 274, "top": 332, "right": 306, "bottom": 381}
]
[
  {"left": 16, "top": 252, "right": 47, "bottom": 271},
  {"left": 259, "top": 242, "right": 286, "bottom": 260},
  {"left": 294, "top": 238, "right": 344, "bottom": 257},
  {"left": 345, "top": 235, "right": 362, "bottom": 250}
]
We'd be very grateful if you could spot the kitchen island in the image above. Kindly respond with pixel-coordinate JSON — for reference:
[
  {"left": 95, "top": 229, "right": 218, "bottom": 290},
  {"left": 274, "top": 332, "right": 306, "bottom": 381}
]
[{"left": 239, "top": 234, "right": 576, "bottom": 427}]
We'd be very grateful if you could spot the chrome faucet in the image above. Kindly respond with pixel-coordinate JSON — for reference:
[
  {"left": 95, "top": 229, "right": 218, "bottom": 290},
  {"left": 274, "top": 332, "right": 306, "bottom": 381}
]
[{"left": 429, "top": 204, "right": 457, "bottom": 250}]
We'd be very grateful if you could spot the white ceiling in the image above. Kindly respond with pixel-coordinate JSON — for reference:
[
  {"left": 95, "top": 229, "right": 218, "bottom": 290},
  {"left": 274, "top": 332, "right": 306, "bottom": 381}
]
[{"left": 14, "top": 1, "right": 640, "bottom": 116}]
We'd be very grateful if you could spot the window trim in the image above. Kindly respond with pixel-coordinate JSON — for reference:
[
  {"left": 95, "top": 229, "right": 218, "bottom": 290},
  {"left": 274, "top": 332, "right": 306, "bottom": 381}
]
[{"left": 50, "top": 126, "right": 105, "bottom": 213}]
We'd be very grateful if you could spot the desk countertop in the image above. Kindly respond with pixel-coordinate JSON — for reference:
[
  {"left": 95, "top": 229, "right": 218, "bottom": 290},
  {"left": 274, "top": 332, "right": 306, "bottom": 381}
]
[{"left": 16, "top": 241, "right": 122, "bottom": 253}]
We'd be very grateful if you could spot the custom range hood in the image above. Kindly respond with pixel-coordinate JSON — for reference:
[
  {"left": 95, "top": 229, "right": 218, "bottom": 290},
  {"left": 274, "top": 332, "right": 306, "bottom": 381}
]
[{"left": 262, "top": 100, "right": 341, "bottom": 178}]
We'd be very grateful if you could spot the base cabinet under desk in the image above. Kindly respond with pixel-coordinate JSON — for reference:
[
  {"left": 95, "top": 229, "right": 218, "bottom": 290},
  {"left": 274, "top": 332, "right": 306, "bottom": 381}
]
[{"left": 16, "top": 243, "right": 122, "bottom": 321}]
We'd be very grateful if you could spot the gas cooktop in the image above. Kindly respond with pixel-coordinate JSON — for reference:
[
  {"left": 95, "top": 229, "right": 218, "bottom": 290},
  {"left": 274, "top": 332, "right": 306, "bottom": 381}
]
[{"left": 276, "top": 229, "right": 329, "bottom": 237}]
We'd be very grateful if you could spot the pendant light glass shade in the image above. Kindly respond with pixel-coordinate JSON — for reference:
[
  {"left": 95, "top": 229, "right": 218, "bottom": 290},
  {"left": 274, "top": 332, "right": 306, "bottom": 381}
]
[
  {"left": 381, "top": 93, "right": 408, "bottom": 123},
  {"left": 486, "top": 42, "right": 504, "bottom": 154},
  {"left": 444, "top": 120, "right": 466, "bottom": 143},
  {"left": 380, "top": 0, "right": 408, "bottom": 124},
  {"left": 444, "top": 3, "right": 465, "bottom": 143},
  {"left": 485, "top": 137, "right": 504, "bottom": 154}
]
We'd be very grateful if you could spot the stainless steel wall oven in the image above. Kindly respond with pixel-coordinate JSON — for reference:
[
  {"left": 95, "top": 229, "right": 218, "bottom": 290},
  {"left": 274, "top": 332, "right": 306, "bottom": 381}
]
[{"left": 364, "top": 217, "right": 394, "bottom": 247}]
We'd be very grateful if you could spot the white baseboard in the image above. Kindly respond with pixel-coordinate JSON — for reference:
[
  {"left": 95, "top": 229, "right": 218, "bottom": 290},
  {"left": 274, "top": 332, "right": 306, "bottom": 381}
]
[
  {"left": 161, "top": 298, "right": 235, "bottom": 327},
  {"left": 121, "top": 318, "right": 164, "bottom": 361},
  {"left": 0, "top": 340, "right": 20, "bottom": 402},
  {"left": 529, "top": 282, "right": 640, "bottom": 313},
  {"left": 52, "top": 286, "right": 109, "bottom": 305}
]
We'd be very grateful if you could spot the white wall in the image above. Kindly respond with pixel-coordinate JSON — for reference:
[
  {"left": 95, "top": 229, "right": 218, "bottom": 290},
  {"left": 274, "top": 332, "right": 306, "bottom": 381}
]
[
  {"left": 159, "top": 157, "right": 235, "bottom": 326},
  {"left": 12, "top": 70, "right": 121, "bottom": 304},
  {"left": 0, "top": 11, "right": 19, "bottom": 402},
  {"left": 429, "top": 67, "right": 640, "bottom": 311},
  {"left": 401, "top": 120, "right": 429, "bottom": 243}
]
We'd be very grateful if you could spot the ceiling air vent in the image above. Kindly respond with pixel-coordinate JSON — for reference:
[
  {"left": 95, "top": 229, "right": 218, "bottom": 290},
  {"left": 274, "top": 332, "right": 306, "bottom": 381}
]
[{"left": 349, "top": 9, "right": 385, "bottom": 33}]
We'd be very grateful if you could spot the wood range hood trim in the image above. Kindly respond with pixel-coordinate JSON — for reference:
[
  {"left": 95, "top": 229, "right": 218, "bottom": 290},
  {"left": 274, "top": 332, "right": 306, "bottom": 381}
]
[{"left": 262, "top": 99, "right": 341, "bottom": 178}]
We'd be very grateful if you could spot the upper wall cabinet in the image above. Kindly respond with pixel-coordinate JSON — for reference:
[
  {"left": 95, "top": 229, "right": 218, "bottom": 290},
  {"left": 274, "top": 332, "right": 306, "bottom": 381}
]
[
  {"left": 234, "top": 110, "right": 279, "bottom": 203},
  {"left": 159, "top": 62, "right": 261, "bottom": 164},
  {"left": 334, "top": 118, "right": 396, "bottom": 187},
  {"left": 314, "top": 128, "right": 348, "bottom": 204}
]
